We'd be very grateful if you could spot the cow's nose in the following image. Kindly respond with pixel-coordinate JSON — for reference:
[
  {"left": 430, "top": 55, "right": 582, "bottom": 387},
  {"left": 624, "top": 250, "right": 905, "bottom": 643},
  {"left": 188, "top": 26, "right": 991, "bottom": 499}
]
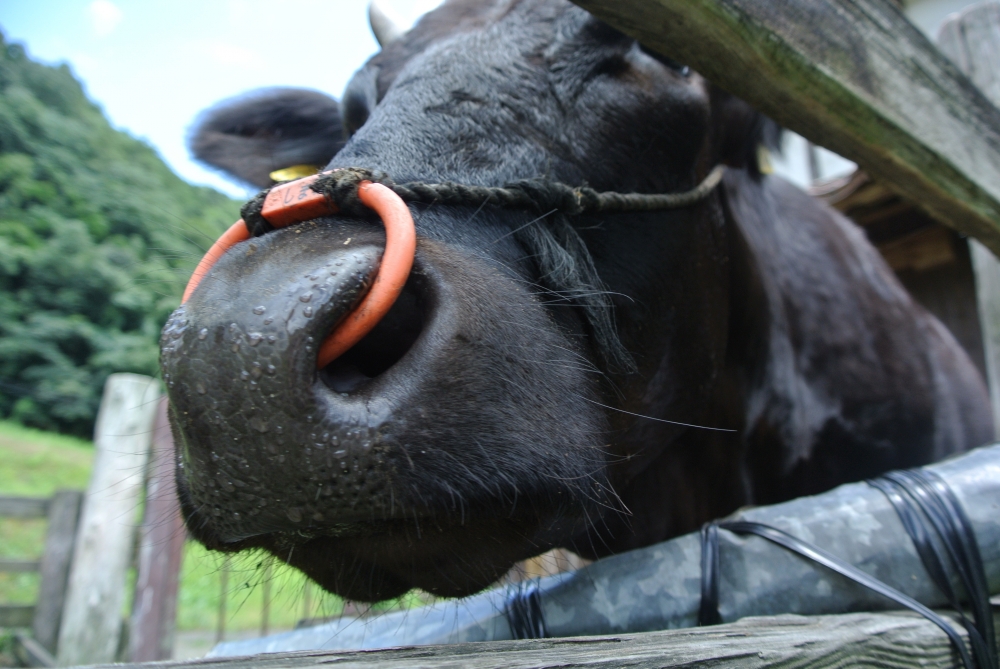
[
  {"left": 164, "top": 222, "right": 403, "bottom": 403},
  {"left": 318, "top": 272, "right": 427, "bottom": 393}
]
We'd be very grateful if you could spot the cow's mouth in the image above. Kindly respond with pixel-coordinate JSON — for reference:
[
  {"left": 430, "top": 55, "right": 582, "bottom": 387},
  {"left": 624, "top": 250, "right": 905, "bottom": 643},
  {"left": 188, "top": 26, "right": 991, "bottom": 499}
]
[{"left": 249, "top": 510, "right": 553, "bottom": 600}]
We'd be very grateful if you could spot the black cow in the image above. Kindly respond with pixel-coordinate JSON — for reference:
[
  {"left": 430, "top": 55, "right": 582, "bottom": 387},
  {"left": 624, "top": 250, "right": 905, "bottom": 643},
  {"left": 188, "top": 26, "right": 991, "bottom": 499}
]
[{"left": 161, "top": 0, "right": 993, "bottom": 602}]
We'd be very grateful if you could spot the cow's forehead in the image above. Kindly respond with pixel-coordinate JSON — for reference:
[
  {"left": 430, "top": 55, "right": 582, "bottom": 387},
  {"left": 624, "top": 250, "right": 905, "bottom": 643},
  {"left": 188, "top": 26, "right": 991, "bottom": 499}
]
[
  {"left": 341, "top": 0, "right": 623, "bottom": 137},
  {"left": 366, "top": 0, "right": 599, "bottom": 99}
]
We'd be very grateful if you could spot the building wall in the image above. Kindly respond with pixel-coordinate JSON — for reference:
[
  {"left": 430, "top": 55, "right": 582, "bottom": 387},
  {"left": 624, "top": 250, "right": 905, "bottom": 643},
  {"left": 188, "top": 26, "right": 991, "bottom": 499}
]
[{"left": 905, "top": 0, "right": 982, "bottom": 35}]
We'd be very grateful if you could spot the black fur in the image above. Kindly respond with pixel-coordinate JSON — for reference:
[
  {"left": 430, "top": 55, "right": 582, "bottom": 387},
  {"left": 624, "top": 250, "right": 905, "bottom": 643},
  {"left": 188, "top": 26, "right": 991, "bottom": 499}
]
[{"left": 162, "top": 0, "right": 992, "bottom": 602}]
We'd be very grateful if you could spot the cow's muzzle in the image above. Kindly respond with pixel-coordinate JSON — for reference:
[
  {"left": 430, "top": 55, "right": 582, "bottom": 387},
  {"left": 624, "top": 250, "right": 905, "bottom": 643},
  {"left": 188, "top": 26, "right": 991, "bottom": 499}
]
[{"left": 162, "top": 217, "right": 432, "bottom": 546}]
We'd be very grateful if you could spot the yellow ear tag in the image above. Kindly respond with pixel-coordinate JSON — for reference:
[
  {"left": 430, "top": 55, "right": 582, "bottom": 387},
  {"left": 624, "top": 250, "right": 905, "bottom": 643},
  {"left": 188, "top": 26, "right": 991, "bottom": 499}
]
[
  {"left": 269, "top": 164, "right": 322, "bottom": 183},
  {"left": 757, "top": 145, "right": 774, "bottom": 175}
]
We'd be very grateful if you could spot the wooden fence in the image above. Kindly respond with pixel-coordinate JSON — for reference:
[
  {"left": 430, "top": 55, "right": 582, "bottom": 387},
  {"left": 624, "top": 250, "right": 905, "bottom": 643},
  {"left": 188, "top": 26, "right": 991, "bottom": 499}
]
[
  {"left": 83, "top": 606, "right": 1000, "bottom": 669},
  {"left": 573, "top": 0, "right": 1000, "bottom": 256},
  {"left": 0, "top": 490, "right": 82, "bottom": 665}
]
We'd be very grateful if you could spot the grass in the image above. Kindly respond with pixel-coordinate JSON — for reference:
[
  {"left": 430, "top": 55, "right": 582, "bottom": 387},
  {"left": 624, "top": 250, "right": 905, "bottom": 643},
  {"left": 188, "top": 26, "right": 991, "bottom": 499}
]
[
  {"left": 0, "top": 421, "right": 94, "bottom": 496},
  {"left": 0, "top": 419, "right": 352, "bottom": 633}
]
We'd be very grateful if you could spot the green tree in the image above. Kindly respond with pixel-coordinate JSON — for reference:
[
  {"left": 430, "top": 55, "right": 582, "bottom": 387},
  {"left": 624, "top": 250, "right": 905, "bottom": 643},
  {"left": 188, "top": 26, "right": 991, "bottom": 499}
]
[{"left": 0, "top": 34, "right": 240, "bottom": 436}]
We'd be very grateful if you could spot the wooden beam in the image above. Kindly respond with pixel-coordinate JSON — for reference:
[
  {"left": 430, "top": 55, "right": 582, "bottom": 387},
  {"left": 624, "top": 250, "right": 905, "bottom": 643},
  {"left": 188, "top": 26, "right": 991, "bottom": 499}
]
[
  {"left": 568, "top": 0, "right": 1000, "bottom": 256},
  {"left": 0, "top": 559, "right": 40, "bottom": 573},
  {"left": 12, "top": 633, "right": 56, "bottom": 668},
  {"left": 83, "top": 609, "right": 1000, "bottom": 669}
]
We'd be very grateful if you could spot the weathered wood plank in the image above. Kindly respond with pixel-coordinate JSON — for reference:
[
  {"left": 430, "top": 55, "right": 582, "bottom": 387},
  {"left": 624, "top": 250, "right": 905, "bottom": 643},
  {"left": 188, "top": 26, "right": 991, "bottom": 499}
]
[
  {"left": 79, "top": 609, "right": 1000, "bottom": 669},
  {"left": 568, "top": 0, "right": 1000, "bottom": 256},
  {"left": 12, "top": 632, "right": 56, "bottom": 668},
  {"left": 0, "top": 559, "right": 40, "bottom": 573},
  {"left": 0, "top": 496, "right": 49, "bottom": 518},
  {"left": 129, "top": 397, "right": 187, "bottom": 662},
  {"left": 56, "top": 374, "right": 161, "bottom": 667},
  {"left": 0, "top": 604, "right": 35, "bottom": 628},
  {"left": 33, "top": 489, "right": 83, "bottom": 653},
  {"left": 939, "top": 3, "right": 1000, "bottom": 437}
]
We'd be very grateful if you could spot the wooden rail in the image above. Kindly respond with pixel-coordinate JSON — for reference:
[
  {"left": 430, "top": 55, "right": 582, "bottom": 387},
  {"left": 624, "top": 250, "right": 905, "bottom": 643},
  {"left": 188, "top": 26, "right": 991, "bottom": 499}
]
[
  {"left": 84, "top": 607, "right": 1000, "bottom": 669},
  {"left": 0, "top": 605, "right": 34, "bottom": 628},
  {"left": 0, "top": 559, "right": 41, "bottom": 573},
  {"left": 0, "top": 496, "right": 49, "bottom": 518},
  {"left": 569, "top": 0, "right": 1000, "bottom": 256}
]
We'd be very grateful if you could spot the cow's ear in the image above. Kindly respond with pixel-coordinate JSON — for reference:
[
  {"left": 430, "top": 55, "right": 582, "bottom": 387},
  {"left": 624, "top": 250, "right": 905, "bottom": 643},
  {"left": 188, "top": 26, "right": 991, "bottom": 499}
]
[
  {"left": 189, "top": 88, "right": 345, "bottom": 189},
  {"left": 709, "top": 88, "right": 782, "bottom": 178}
]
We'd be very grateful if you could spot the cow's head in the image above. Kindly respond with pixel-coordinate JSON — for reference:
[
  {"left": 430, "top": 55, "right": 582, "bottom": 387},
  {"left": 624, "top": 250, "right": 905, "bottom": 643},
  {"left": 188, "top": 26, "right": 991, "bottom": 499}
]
[{"left": 162, "top": 0, "right": 774, "bottom": 601}]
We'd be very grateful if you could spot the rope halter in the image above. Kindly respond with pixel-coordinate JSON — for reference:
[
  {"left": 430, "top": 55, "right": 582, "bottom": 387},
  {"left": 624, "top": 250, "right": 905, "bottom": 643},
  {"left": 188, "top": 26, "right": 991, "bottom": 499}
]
[{"left": 182, "top": 165, "right": 726, "bottom": 370}]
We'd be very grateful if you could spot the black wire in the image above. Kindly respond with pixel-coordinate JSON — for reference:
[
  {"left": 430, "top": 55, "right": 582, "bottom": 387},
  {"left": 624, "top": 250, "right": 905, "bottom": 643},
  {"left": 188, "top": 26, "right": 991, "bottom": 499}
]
[
  {"left": 698, "top": 523, "right": 722, "bottom": 626},
  {"left": 505, "top": 579, "right": 548, "bottom": 640},
  {"left": 869, "top": 470, "right": 997, "bottom": 669},
  {"left": 699, "top": 519, "right": 977, "bottom": 669}
]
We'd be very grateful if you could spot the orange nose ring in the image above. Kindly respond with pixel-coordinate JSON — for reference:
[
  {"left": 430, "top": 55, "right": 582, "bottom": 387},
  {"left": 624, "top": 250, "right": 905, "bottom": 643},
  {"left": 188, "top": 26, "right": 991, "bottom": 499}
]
[{"left": 181, "top": 174, "right": 417, "bottom": 370}]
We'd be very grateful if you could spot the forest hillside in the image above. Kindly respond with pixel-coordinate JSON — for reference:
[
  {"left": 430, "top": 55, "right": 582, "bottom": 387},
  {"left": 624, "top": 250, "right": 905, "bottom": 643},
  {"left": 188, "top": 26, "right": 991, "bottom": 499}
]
[{"left": 0, "top": 32, "right": 240, "bottom": 436}]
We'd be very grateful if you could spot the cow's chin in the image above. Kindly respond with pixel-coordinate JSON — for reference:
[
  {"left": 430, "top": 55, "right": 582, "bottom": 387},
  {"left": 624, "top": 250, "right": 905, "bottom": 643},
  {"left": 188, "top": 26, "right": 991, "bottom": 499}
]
[
  {"left": 262, "top": 517, "right": 543, "bottom": 601},
  {"left": 179, "top": 487, "right": 553, "bottom": 601}
]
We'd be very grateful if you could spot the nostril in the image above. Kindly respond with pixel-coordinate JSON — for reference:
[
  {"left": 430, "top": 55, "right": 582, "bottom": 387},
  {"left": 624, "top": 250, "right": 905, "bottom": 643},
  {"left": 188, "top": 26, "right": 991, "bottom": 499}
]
[{"left": 320, "top": 276, "right": 425, "bottom": 392}]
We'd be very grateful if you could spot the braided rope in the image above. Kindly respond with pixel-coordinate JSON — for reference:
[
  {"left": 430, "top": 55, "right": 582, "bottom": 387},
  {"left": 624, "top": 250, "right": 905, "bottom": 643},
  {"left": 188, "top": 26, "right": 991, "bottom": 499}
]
[
  {"left": 241, "top": 165, "right": 726, "bottom": 236},
  {"left": 237, "top": 165, "right": 725, "bottom": 374},
  {"left": 389, "top": 165, "right": 725, "bottom": 215}
]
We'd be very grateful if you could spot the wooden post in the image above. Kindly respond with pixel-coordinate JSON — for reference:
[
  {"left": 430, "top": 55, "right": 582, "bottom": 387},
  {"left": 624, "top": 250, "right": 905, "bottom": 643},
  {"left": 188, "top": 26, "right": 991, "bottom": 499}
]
[
  {"left": 56, "top": 373, "right": 161, "bottom": 667},
  {"left": 32, "top": 490, "right": 83, "bottom": 654},
  {"left": 568, "top": 0, "right": 1000, "bottom": 256},
  {"left": 938, "top": 2, "right": 1000, "bottom": 437},
  {"left": 129, "top": 397, "right": 187, "bottom": 662}
]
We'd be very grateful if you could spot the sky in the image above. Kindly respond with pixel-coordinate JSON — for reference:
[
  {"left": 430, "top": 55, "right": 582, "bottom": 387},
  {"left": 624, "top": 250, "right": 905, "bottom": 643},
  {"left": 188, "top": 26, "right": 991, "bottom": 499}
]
[{"left": 0, "top": 0, "right": 440, "bottom": 198}]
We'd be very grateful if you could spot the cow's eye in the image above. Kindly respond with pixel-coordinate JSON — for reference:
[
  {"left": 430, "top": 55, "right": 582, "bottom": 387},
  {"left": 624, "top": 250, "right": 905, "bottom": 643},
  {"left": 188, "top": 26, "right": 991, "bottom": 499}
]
[{"left": 639, "top": 44, "right": 690, "bottom": 77}]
